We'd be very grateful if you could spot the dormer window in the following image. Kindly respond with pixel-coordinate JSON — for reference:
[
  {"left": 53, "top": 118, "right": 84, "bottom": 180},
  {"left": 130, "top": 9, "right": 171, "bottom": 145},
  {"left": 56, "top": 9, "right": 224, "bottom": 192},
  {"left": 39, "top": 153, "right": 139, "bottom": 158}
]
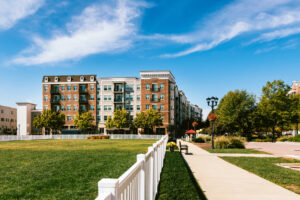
[
  {"left": 44, "top": 77, "right": 48, "bottom": 82},
  {"left": 54, "top": 76, "right": 58, "bottom": 82},
  {"left": 80, "top": 76, "right": 84, "bottom": 82},
  {"left": 67, "top": 76, "right": 71, "bottom": 82},
  {"left": 90, "top": 76, "right": 94, "bottom": 81}
]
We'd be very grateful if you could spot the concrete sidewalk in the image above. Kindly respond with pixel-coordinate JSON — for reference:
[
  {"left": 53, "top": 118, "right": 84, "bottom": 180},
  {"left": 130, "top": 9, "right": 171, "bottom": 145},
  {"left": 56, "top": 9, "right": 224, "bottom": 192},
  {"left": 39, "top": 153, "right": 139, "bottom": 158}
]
[{"left": 181, "top": 141, "right": 300, "bottom": 200}]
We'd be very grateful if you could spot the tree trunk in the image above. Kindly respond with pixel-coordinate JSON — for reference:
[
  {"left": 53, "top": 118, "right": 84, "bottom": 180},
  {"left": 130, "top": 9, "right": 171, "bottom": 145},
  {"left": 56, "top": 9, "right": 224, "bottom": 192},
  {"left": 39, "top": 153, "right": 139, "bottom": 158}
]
[
  {"left": 42, "top": 127, "right": 45, "bottom": 135},
  {"left": 272, "top": 126, "right": 275, "bottom": 143},
  {"left": 50, "top": 128, "right": 53, "bottom": 137}
]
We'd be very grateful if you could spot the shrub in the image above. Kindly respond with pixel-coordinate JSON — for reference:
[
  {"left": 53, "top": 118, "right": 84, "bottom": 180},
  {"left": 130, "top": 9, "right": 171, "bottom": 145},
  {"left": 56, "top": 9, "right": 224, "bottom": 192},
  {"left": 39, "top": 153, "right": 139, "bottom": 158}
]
[
  {"left": 277, "top": 136, "right": 292, "bottom": 142},
  {"left": 286, "top": 135, "right": 300, "bottom": 142},
  {"left": 192, "top": 137, "right": 205, "bottom": 143},
  {"left": 215, "top": 136, "right": 245, "bottom": 149},
  {"left": 87, "top": 135, "right": 109, "bottom": 139},
  {"left": 253, "top": 138, "right": 273, "bottom": 142}
]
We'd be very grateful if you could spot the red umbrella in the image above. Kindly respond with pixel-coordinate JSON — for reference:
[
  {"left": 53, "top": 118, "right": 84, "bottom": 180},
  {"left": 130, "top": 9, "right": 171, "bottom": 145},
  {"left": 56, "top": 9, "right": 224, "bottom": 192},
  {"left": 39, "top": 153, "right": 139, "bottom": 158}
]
[{"left": 185, "top": 129, "right": 196, "bottom": 134}]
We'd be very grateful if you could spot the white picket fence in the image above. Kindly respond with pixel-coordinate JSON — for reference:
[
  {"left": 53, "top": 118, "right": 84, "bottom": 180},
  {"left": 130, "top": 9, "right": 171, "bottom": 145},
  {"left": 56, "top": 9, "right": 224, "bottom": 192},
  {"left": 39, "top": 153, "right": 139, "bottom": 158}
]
[
  {"left": 0, "top": 134, "right": 164, "bottom": 142},
  {"left": 96, "top": 135, "right": 168, "bottom": 200}
]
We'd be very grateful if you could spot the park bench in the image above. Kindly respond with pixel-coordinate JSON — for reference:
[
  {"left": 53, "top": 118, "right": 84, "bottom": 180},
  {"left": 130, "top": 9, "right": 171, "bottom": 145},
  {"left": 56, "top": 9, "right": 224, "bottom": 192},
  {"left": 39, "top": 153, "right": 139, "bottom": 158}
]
[{"left": 179, "top": 141, "right": 188, "bottom": 154}]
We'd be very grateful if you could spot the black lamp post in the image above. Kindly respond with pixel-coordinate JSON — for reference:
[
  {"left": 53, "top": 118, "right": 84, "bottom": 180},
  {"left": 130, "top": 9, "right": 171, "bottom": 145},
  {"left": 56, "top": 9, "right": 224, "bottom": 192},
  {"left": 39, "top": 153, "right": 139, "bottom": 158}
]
[{"left": 206, "top": 96, "right": 218, "bottom": 149}]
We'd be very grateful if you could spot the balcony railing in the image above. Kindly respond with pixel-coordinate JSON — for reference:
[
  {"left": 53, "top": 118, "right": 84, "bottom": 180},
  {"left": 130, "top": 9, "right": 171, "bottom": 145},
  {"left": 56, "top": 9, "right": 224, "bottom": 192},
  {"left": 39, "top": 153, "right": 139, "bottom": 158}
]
[
  {"left": 151, "top": 98, "right": 160, "bottom": 102},
  {"left": 79, "top": 99, "right": 88, "bottom": 103},
  {"left": 151, "top": 87, "right": 160, "bottom": 92},
  {"left": 51, "top": 99, "right": 60, "bottom": 103},
  {"left": 79, "top": 89, "right": 88, "bottom": 93},
  {"left": 114, "top": 99, "right": 124, "bottom": 103},
  {"left": 51, "top": 90, "right": 60, "bottom": 94},
  {"left": 114, "top": 88, "right": 124, "bottom": 92}
]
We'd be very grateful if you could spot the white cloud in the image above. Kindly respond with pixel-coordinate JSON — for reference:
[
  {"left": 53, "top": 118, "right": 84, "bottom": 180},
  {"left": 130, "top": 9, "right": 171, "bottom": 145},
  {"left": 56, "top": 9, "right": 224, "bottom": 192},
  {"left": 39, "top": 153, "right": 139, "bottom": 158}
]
[
  {"left": 159, "top": 0, "right": 300, "bottom": 57},
  {"left": 0, "top": 0, "right": 44, "bottom": 30},
  {"left": 12, "top": 0, "right": 147, "bottom": 65}
]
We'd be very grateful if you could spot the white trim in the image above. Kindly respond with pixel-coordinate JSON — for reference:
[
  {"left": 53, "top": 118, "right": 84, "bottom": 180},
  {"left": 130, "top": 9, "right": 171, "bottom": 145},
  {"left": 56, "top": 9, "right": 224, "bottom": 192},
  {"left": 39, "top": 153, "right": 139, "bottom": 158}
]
[{"left": 42, "top": 81, "right": 97, "bottom": 85}]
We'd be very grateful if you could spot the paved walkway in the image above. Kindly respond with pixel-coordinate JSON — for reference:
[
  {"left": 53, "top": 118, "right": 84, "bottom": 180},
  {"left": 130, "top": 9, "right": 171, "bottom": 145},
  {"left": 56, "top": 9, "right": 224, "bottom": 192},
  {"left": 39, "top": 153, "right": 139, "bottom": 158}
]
[
  {"left": 212, "top": 153, "right": 279, "bottom": 157},
  {"left": 246, "top": 142, "right": 300, "bottom": 159},
  {"left": 180, "top": 141, "right": 300, "bottom": 200}
]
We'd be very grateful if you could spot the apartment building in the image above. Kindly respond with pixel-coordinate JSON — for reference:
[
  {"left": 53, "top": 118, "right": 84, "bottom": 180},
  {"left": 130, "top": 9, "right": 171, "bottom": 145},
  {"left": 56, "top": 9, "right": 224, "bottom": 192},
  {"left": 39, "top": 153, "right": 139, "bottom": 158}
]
[
  {"left": 97, "top": 77, "right": 141, "bottom": 133},
  {"left": 288, "top": 81, "right": 300, "bottom": 95},
  {"left": 42, "top": 75, "right": 97, "bottom": 130},
  {"left": 0, "top": 105, "right": 17, "bottom": 134},
  {"left": 42, "top": 71, "right": 201, "bottom": 135},
  {"left": 16, "top": 102, "right": 41, "bottom": 135}
]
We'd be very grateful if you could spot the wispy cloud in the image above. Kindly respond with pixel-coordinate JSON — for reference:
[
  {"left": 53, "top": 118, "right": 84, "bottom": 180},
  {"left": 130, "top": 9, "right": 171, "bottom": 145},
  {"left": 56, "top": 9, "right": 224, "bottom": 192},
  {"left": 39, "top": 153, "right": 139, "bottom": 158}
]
[
  {"left": 12, "top": 0, "right": 148, "bottom": 65},
  {"left": 0, "top": 0, "right": 44, "bottom": 30},
  {"left": 160, "top": 0, "right": 300, "bottom": 57}
]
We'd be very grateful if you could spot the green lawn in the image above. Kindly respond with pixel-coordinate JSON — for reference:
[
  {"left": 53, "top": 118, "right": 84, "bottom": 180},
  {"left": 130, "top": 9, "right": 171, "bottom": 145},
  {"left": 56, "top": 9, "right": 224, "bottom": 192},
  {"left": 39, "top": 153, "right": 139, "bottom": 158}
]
[
  {"left": 222, "top": 157, "right": 300, "bottom": 194},
  {"left": 206, "top": 148, "right": 269, "bottom": 154},
  {"left": 0, "top": 139, "right": 155, "bottom": 200},
  {"left": 156, "top": 152, "right": 207, "bottom": 200}
]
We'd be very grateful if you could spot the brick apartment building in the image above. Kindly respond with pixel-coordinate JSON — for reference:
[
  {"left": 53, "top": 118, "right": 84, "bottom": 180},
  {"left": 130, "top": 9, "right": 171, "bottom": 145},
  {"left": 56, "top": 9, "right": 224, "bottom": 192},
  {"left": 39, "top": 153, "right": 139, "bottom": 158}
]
[
  {"left": 42, "top": 71, "right": 202, "bottom": 135},
  {"left": 0, "top": 105, "right": 17, "bottom": 134},
  {"left": 288, "top": 81, "right": 300, "bottom": 95}
]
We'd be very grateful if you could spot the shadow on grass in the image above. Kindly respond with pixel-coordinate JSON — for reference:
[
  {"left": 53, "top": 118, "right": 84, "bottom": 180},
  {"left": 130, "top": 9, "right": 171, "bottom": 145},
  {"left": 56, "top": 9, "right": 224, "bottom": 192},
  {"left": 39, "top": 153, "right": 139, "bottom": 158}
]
[{"left": 156, "top": 152, "right": 207, "bottom": 200}]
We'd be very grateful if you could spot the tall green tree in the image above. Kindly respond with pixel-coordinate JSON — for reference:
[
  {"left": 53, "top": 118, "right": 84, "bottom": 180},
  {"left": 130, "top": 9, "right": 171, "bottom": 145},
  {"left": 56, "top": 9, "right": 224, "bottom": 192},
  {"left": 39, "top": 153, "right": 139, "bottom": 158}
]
[
  {"left": 105, "top": 116, "right": 114, "bottom": 129},
  {"left": 134, "top": 108, "right": 163, "bottom": 134},
  {"left": 74, "top": 112, "right": 94, "bottom": 134},
  {"left": 258, "top": 80, "right": 291, "bottom": 141},
  {"left": 32, "top": 110, "right": 65, "bottom": 135},
  {"left": 113, "top": 109, "right": 130, "bottom": 129},
  {"left": 215, "top": 90, "right": 256, "bottom": 138}
]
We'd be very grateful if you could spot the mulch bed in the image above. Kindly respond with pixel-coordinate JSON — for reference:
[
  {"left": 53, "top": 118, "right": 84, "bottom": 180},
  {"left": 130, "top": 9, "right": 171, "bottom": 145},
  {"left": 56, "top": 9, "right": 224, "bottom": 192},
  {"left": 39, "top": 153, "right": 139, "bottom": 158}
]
[{"left": 193, "top": 142, "right": 211, "bottom": 150}]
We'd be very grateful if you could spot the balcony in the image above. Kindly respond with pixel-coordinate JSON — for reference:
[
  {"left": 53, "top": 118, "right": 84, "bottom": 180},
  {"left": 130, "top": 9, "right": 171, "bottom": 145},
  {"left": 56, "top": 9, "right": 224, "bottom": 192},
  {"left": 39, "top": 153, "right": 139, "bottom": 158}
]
[
  {"left": 114, "top": 99, "right": 124, "bottom": 103},
  {"left": 51, "top": 99, "right": 60, "bottom": 104},
  {"left": 151, "top": 98, "right": 160, "bottom": 103},
  {"left": 151, "top": 87, "right": 160, "bottom": 92},
  {"left": 114, "top": 88, "right": 124, "bottom": 93},
  {"left": 79, "top": 99, "right": 88, "bottom": 104},
  {"left": 79, "top": 89, "right": 88, "bottom": 93},
  {"left": 51, "top": 90, "right": 60, "bottom": 94}
]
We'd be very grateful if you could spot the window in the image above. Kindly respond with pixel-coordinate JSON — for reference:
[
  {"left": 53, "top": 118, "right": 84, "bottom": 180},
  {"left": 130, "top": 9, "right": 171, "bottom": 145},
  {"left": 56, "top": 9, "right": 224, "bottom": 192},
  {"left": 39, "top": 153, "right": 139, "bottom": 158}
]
[
  {"left": 80, "top": 95, "right": 86, "bottom": 101},
  {"left": 125, "top": 105, "right": 133, "bottom": 111},
  {"left": 146, "top": 94, "right": 150, "bottom": 100},
  {"left": 54, "top": 85, "right": 59, "bottom": 92},
  {"left": 90, "top": 105, "right": 95, "bottom": 111},
  {"left": 73, "top": 95, "right": 77, "bottom": 101},
  {"left": 67, "top": 105, "right": 71, "bottom": 111},
  {"left": 104, "top": 95, "right": 111, "bottom": 101},
  {"left": 137, "top": 94, "right": 140, "bottom": 101},
  {"left": 55, "top": 105, "right": 60, "bottom": 112},
  {"left": 54, "top": 95, "right": 60, "bottom": 101},
  {"left": 152, "top": 104, "right": 158, "bottom": 111},
  {"left": 137, "top": 105, "right": 140, "bottom": 111},
  {"left": 61, "top": 95, "right": 65, "bottom": 101},
  {"left": 171, "top": 84, "right": 174, "bottom": 90},
  {"left": 160, "top": 84, "right": 164, "bottom": 90},
  {"left": 90, "top": 84, "right": 95, "bottom": 91},
  {"left": 44, "top": 95, "right": 48, "bottom": 102},
  {"left": 97, "top": 84, "right": 100, "bottom": 91},
  {"left": 104, "top": 116, "right": 108, "bottom": 121},
  {"left": 97, "top": 105, "right": 100, "bottom": 110},
  {"left": 67, "top": 76, "right": 71, "bottom": 82},
  {"left": 152, "top": 84, "right": 158, "bottom": 92},
  {"left": 97, "top": 115, "right": 101, "bottom": 121},
  {"left": 67, "top": 95, "right": 71, "bottom": 101},
  {"left": 90, "top": 76, "right": 94, "bottom": 81},
  {"left": 44, "top": 106, "right": 48, "bottom": 110},
  {"left": 97, "top": 94, "right": 100, "bottom": 100},
  {"left": 80, "top": 76, "right": 84, "bottom": 82},
  {"left": 67, "top": 85, "right": 71, "bottom": 91},
  {"left": 125, "top": 93, "right": 133, "bottom": 101},
  {"left": 67, "top": 115, "right": 72, "bottom": 121},
  {"left": 125, "top": 84, "right": 134, "bottom": 91},
  {"left": 152, "top": 94, "right": 158, "bottom": 102},
  {"left": 90, "top": 95, "right": 95, "bottom": 100},
  {"left": 161, "top": 114, "right": 164, "bottom": 120},
  {"left": 160, "top": 94, "right": 164, "bottom": 100},
  {"left": 146, "top": 84, "right": 150, "bottom": 90},
  {"left": 73, "top": 85, "right": 77, "bottom": 91},
  {"left": 44, "top": 77, "right": 48, "bottom": 82},
  {"left": 80, "top": 85, "right": 86, "bottom": 92},
  {"left": 146, "top": 104, "right": 150, "bottom": 109},
  {"left": 104, "top": 105, "right": 112, "bottom": 111},
  {"left": 104, "top": 85, "right": 111, "bottom": 91},
  {"left": 160, "top": 104, "right": 164, "bottom": 111},
  {"left": 44, "top": 85, "right": 48, "bottom": 92},
  {"left": 137, "top": 84, "right": 141, "bottom": 90},
  {"left": 80, "top": 105, "right": 86, "bottom": 112},
  {"left": 73, "top": 105, "right": 77, "bottom": 111},
  {"left": 61, "top": 105, "right": 65, "bottom": 111},
  {"left": 54, "top": 76, "right": 58, "bottom": 82}
]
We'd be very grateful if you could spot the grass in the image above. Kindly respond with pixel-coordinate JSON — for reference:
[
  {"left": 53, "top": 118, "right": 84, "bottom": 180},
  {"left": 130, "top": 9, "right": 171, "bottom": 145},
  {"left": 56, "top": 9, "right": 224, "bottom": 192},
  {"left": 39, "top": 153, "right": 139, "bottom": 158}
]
[
  {"left": 206, "top": 148, "right": 269, "bottom": 154},
  {"left": 0, "top": 139, "right": 155, "bottom": 200},
  {"left": 156, "top": 152, "right": 207, "bottom": 200},
  {"left": 221, "top": 157, "right": 300, "bottom": 194}
]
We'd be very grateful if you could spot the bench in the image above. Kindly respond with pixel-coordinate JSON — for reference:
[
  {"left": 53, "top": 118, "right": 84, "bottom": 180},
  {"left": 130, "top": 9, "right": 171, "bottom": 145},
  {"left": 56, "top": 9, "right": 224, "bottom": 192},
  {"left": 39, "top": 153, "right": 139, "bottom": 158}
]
[{"left": 179, "top": 141, "right": 188, "bottom": 154}]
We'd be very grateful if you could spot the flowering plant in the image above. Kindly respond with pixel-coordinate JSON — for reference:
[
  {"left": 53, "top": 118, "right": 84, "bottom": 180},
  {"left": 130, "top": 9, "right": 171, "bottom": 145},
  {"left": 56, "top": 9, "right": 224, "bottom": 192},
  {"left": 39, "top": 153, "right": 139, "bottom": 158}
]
[
  {"left": 167, "top": 142, "right": 177, "bottom": 147},
  {"left": 208, "top": 113, "right": 217, "bottom": 122}
]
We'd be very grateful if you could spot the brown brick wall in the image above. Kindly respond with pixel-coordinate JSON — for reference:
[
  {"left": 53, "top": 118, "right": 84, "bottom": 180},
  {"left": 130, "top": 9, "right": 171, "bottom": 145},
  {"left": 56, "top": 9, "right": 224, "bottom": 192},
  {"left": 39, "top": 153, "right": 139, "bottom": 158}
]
[{"left": 141, "top": 78, "right": 170, "bottom": 134}]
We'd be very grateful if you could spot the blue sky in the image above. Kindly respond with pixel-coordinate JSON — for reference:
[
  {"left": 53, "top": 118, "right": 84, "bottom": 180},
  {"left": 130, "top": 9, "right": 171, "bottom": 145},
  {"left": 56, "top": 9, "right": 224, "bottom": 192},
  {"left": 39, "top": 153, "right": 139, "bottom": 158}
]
[{"left": 0, "top": 0, "right": 300, "bottom": 118}]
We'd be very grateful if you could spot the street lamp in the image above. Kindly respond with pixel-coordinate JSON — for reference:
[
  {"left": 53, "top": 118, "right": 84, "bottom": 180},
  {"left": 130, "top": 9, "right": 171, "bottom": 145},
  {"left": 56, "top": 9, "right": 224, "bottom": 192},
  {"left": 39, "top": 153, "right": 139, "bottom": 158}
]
[{"left": 206, "top": 96, "right": 218, "bottom": 149}]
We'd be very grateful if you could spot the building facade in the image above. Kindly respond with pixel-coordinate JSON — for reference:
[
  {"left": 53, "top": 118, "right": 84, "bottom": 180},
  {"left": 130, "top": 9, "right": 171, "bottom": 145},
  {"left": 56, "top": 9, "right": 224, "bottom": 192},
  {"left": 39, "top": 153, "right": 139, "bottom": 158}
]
[
  {"left": 0, "top": 105, "right": 17, "bottom": 134},
  {"left": 42, "top": 71, "right": 201, "bottom": 135},
  {"left": 288, "top": 81, "right": 300, "bottom": 95}
]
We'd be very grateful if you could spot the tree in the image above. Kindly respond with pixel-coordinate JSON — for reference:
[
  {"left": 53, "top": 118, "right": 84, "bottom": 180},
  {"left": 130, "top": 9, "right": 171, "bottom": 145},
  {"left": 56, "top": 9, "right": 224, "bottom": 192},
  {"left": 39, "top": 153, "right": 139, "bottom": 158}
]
[
  {"left": 32, "top": 110, "right": 65, "bottom": 135},
  {"left": 215, "top": 90, "right": 256, "bottom": 138},
  {"left": 258, "top": 80, "right": 291, "bottom": 141},
  {"left": 112, "top": 109, "right": 130, "bottom": 129},
  {"left": 105, "top": 116, "right": 114, "bottom": 129},
  {"left": 134, "top": 108, "right": 163, "bottom": 134},
  {"left": 74, "top": 112, "right": 94, "bottom": 134}
]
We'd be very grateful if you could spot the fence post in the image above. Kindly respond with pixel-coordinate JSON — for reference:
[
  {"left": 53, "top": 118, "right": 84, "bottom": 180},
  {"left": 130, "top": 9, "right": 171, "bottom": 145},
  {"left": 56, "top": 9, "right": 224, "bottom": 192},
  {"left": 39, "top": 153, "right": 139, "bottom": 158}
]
[
  {"left": 97, "top": 178, "right": 119, "bottom": 200},
  {"left": 148, "top": 147, "right": 154, "bottom": 200},
  {"left": 137, "top": 154, "right": 146, "bottom": 200}
]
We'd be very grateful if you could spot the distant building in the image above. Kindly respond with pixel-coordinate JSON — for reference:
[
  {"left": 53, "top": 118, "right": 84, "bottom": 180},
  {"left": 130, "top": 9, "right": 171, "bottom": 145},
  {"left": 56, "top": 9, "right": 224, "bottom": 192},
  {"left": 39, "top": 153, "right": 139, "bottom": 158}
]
[
  {"left": 288, "top": 81, "right": 300, "bottom": 95},
  {"left": 16, "top": 103, "right": 42, "bottom": 136},
  {"left": 42, "top": 71, "right": 202, "bottom": 135},
  {"left": 0, "top": 105, "right": 17, "bottom": 134}
]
